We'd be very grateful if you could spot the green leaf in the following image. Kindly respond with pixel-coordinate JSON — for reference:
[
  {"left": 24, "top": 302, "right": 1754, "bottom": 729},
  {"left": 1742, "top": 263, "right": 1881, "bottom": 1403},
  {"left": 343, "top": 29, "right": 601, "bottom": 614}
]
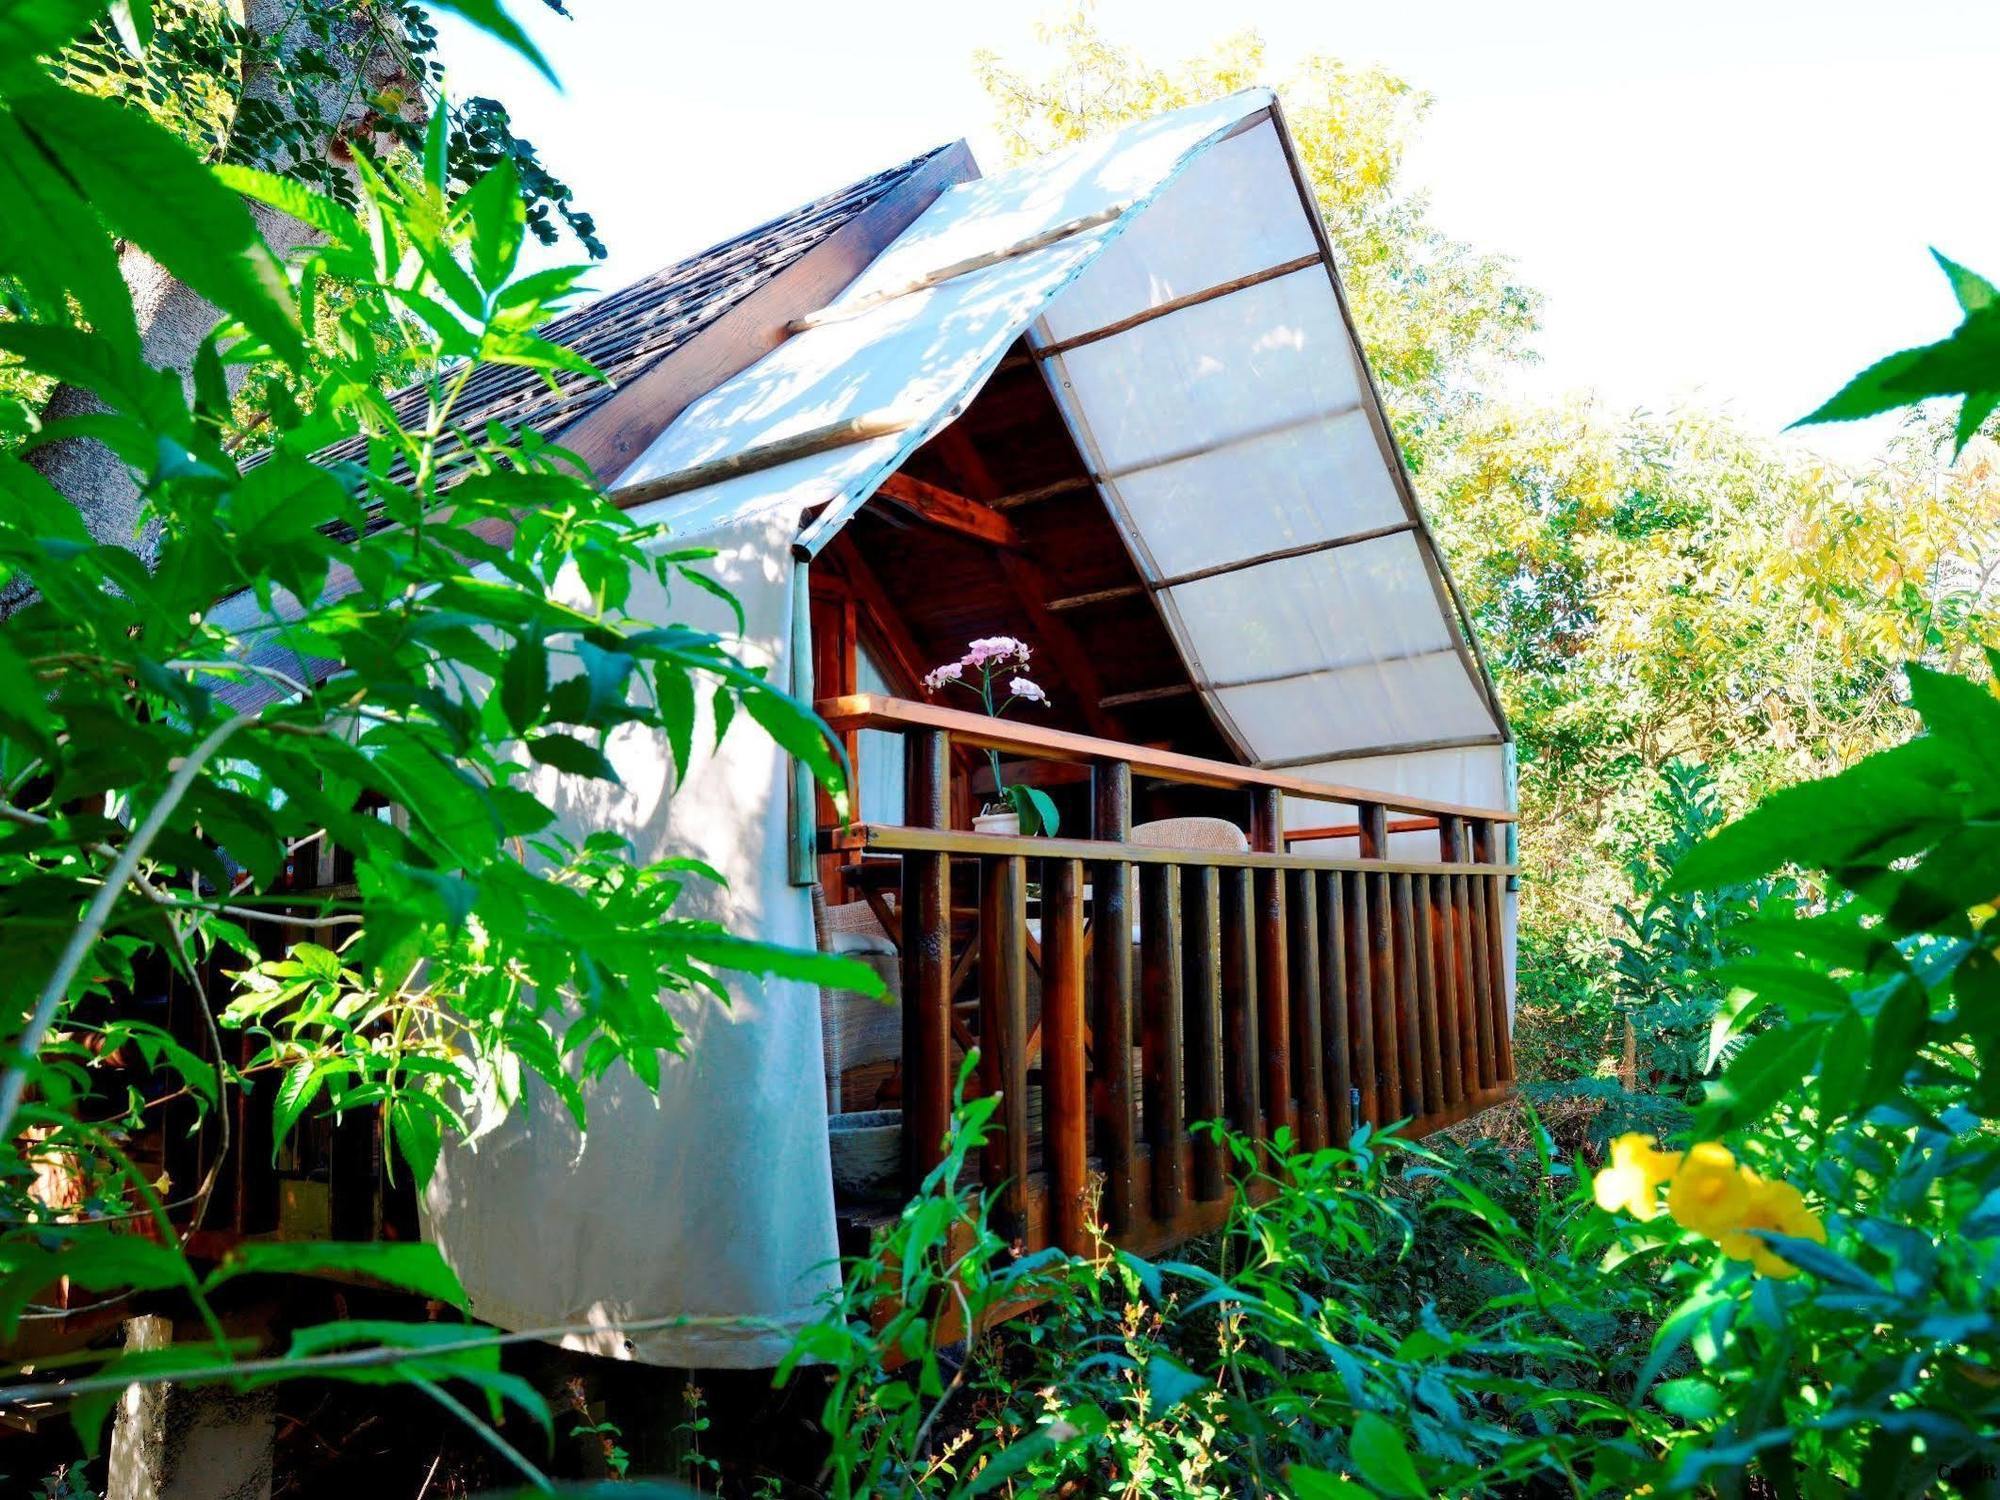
[
  {"left": 0, "top": 110, "right": 136, "bottom": 351},
  {"left": 390, "top": 1097, "right": 444, "bottom": 1188},
  {"left": 422, "top": 0, "right": 559, "bottom": 85},
  {"left": 458, "top": 155, "right": 526, "bottom": 292},
  {"left": 1700, "top": 1021, "right": 1823, "bottom": 1134},
  {"left": 1904, "top": 661, "right": 2000, "bottom": 781},
  {"left": 1862, "top": 976, "right": 1930, "bottom": 1109},
  {"left": 1654, "top": 1376, "right": 1724, "bottom": 1421},
  {"left": 675, "top": 930, "right": 886, "bottom": 996},
  {"left": 1935, "top": 248, "right": 1998, "bottom": 313},
  {"left": 1288, "top": 1469, "right": 1371, "bottom": 1499},
  {"left": 0, "top": 0, "right": 99, "bottom": 88},
  {"left": 527, "top": 731, "right": 617, "bottom": 782},
  {"left": 214, "top": 163, "right": 367, "bottom": 248},
  {"left": 1144, "top": 1355, "right": 1207, "bottom": 1414},
  {"left": 10, "top": 83, "right": 302, "bottom": 362},
  {"left": 1669, "top": 739, "right": 1959, "bottom": 892},
  {"left": 501, "top": 638, "right": 548, "bottom": 735},
  {"left": 1348, "top": 1411, "right": 1427, "bottom": 1499},
  {"left": 271, "top": 1060, "right": 324, "bottom": 1145},
  {"left": 203, "top": 1241, "right": 469, "bottom": 1310}
]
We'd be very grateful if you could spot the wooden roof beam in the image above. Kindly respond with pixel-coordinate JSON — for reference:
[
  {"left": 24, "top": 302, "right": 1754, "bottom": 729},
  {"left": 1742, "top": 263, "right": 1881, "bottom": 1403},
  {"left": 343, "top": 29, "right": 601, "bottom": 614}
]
[{"left": 872, "top": 472, "right": 1020, "bottom": 549}]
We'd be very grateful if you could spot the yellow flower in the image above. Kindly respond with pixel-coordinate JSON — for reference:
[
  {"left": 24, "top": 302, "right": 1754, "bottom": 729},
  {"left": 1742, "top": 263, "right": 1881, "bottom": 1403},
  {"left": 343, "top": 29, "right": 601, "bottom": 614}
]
[
  {"left": 1717, "top": 1177, "right": 1826, "bottom": 1278},
  {"left": 1666, "top": 1142, "right": 1752, "bottom": 1238},
  {"left": 1593, "top": 1133, "right": 1682, "bottom": 1220}
]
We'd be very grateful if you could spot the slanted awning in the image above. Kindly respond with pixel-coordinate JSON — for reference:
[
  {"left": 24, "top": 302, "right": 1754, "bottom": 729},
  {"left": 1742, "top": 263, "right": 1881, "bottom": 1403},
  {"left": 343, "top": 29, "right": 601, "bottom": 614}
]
[{"left": 610, "top": 88, "right": 1509, "bottom": 824}]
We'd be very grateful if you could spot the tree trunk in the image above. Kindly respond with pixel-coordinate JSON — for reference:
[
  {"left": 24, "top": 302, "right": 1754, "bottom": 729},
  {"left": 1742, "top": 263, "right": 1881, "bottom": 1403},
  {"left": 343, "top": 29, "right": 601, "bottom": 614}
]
[{"left": 25, "top": 1, "right": 396, "bottom": 556}]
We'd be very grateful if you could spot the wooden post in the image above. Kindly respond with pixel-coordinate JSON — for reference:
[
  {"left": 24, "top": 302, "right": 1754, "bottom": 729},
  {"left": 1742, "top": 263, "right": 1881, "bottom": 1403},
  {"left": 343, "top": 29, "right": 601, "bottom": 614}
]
[
  {"left": 1392, "top": 872, "right": 1424, "bottom": 1118},
  {"left": 1319, "top": 872, "right": 1353, "bottom": 1146},
  {"left": 1474, "top": 818, "right": 1514, "bottom": 1085},
  {"left": 1248, "top": 785, "right": 1284, "bottom": 855},
  {"left": 1043, "top": 858, "right": 1090, "bottom": 1254},
  {"left": 1218, "top": 867, "right": 1262, "bottom": 1147},
  {"left": 900, "top": 729, "right": 952, "bottom": 1192},
  {"left": 1356, "top": 803, "right": 1397, "bottom": 1122},
  {"left": 1183, "top": 865, "right": 1227, "bottom": 1202},
  {"left": 1287, "top": 868, "right": 1326, "bottom": 1152},
  {"left": 1090, "top": 761, "right": 1136, "bottom": 1234},
  {"left": 979, "top": 855, "right": 1030, "bottom": 1242},
  {"left": 1140, "top": 863, "right": 1186, "bottom": 1221}
]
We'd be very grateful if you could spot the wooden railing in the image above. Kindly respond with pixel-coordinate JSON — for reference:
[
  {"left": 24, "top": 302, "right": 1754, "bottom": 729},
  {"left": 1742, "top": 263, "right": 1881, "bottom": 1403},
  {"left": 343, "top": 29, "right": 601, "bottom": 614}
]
[{"left": 816, "top": 694, "right": 1517, "bottom": 1258}]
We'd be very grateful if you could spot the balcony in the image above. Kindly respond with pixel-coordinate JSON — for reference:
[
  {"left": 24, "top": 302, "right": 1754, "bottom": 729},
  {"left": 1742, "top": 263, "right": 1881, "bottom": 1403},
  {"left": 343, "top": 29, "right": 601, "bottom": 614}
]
[{"left": 814, "top": 694, "right": 1517, "bottom": 1263}]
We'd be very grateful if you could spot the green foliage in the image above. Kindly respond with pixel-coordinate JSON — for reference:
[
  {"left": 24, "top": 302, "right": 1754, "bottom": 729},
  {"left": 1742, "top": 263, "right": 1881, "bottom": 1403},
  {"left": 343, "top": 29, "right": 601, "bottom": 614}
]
[
  {"left": 1611, "top": 761, "right": 1788, "bottom": 1099},
  {"left": 0, "top": 1, "right": 868, "bottom": 1476}
]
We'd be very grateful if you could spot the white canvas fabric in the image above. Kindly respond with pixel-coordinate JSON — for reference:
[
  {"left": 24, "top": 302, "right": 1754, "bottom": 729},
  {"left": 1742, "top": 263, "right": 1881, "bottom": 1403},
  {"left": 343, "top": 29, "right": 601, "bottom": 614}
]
[{"left": 421, "top": 512, "right": 838, "bottom": 1369}]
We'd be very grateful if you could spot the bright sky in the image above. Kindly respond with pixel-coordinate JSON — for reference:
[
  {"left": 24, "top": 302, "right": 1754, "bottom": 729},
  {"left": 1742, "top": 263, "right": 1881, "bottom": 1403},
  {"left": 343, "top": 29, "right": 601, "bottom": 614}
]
[{"left": 434, "top": 0, "right": 2000, "bottom": 463}]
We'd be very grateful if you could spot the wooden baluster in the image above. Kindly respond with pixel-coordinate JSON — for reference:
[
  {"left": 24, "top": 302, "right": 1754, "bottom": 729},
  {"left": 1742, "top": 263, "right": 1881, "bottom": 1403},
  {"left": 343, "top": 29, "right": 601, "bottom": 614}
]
[
  {"left": 901, "top": 729, "right": 953, "bottom": 1192},
  {"left": 1184, "top": 865, "right": 1227, "bottom": 1201},
  {"left": 1426, "top": 872, "right": 1462, "bottom": 1109},
  {"left": 1359, "top": 803, "right": 1396, "bottom": 1121},
  {"left": 1254, "top": 868, "right": 1291, "bottom": 1145},
  {"left": 1218, "top": 867, "right": 1263, "bottom": 1149},
  {"left": 979, "top": 854, "right": 1031, "bottom": 1242},
  {"left": 1091, "top": 761, "right": 1136, "bottom": 1235},
  {"left": 1392, "top": 872, "right": 1424, "bottom": 1118},
  {"left": 1409, "top": 872, "right": 1445, "bottom": 1118},
  {"left": 1319, "top": 871, "right": 1353, "bottom": 1145},
  {"left": 1287, "top": 868, "right": 1326, "bottom": 1151},
  {"left": 1342, "top": 862, "right": 1377, "bottom": 1126},
  {"left": 1467, "top": 867, "right": 1497, "bottom": 1095},
  {"left": 1043, "top": 857, "right": 1090, "bottom": 1254},
  {"left": 1140, "top": 862, "right": 1186, "bottom": 1221}
]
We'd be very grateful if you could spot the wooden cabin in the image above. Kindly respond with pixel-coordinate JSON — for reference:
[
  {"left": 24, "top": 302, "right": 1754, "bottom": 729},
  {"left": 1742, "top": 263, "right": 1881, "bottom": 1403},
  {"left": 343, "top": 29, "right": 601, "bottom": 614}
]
[{"left": 88, "top": 90, "right": 1518, "bottom": 1374}]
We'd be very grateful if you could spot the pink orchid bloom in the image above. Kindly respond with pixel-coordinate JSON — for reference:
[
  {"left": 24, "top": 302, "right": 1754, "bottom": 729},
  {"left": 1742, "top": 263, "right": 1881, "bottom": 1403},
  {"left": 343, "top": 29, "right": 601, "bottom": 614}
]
[{"left": 1007, "top": 676, "right": 1048, "bottom": 703}]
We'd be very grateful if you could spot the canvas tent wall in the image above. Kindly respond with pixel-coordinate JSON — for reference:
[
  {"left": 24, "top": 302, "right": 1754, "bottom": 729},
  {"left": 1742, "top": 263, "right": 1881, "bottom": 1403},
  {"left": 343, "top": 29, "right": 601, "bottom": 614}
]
[{"left": 423, "top": 87, "right": 1515, "bottom": 1369}]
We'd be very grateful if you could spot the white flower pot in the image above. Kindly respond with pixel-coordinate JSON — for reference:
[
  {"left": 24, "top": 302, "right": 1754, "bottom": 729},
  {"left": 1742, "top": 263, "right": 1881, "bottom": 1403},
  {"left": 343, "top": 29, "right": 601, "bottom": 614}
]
[{"left": 973, "top": 811, "right": 1021, "bottom": 837}]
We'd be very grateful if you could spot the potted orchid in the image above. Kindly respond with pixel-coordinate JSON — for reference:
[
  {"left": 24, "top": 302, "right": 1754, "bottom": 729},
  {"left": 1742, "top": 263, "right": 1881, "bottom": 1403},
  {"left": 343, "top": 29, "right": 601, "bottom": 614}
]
[{"left": 922, "top": 636, "right": 1060, "bottom": 837}]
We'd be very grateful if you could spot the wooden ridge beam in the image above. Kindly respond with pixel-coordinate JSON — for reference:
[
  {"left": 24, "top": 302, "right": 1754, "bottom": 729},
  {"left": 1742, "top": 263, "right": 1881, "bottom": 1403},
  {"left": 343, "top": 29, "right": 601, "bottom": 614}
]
[
  {"left": 989, "top": 475, "right": 1095, "bottom": 511},
  {"left": 873, "top": 472, "right": 1019, "bottom": 548}
]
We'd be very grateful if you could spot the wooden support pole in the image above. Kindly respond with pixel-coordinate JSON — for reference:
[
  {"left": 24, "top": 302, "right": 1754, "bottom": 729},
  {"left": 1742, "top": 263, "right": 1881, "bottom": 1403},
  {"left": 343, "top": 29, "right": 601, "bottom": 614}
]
[
  {"left": 1184, "top": 865, "right": 1227, "bottom": 1202},
  {"left": 1393, "top": 872, "right": 1425, "bottom": 1118},
  {"left": 1090, "top": 762, "right": 1136, "bottom": 1234},
  {"left": 900, "top": 730, "right": 953, "bottom": 1192},
  {"left": 1042, "top": 858, "right": 1089, "bottom": 1255},
  {"left": 979, "top": 855, "right": 1031, "bottom": 1242},
  {"left": 1140, "top": 864, "right": 1187, "bottom": 1221},
  {"left": 873, "top": 472, "right": 1020, "bottom": 549},
  {"left": 1428, "top": 873, "right": 1463, "bottom": 1108}
]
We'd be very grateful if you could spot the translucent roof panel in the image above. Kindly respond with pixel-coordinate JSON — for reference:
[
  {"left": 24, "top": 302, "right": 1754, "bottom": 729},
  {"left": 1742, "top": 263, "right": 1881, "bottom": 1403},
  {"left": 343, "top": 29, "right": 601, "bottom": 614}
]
[
  {"left": 1211, "top": 651, "right": 1499, "bottom": 762},
  {"left": 1158, "top": 531, "right": 1453, "bottom": 685},
  {"left": 1110, "top": 403, "right": 1403, "bottom": 580},
  {"left": 1055, "top": 267, "right": 1365, "bottom": 475},
  {"left": 1038, "top": 118, "right": 1317, "bottom": 343}
]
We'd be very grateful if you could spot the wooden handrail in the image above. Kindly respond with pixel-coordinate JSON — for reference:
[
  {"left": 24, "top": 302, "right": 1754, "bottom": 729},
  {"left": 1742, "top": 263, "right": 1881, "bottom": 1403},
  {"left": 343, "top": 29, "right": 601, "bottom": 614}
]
[
  {"left": 815, "top": 693, "right": 1515, "bottom": 824},
  {"left": 822, "top": 823, "right": 1519, "bottom": 876}
]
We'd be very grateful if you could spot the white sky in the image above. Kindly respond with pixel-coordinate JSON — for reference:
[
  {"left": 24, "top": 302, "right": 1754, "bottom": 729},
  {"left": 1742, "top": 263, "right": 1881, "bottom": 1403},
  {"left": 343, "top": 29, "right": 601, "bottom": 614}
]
[{"left": 433, "top": 0, "right": 2000, "bottom": 463}]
